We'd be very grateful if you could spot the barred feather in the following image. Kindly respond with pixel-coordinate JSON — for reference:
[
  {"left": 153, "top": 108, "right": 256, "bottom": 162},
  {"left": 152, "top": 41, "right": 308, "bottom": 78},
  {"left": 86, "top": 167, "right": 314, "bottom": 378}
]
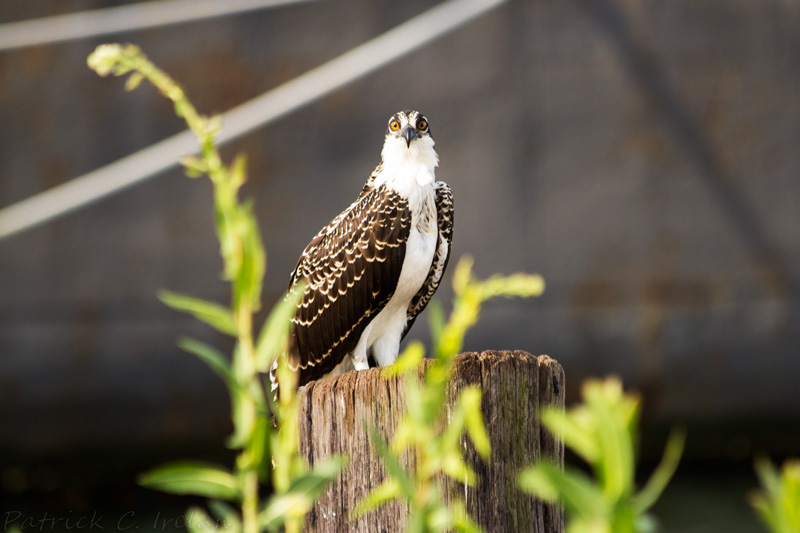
[
  {"left": 404, "top": 182, "right": 454, "bottom": 337},
  {"left": 286, "top": 184, "right": 411, "bottom": 387}
]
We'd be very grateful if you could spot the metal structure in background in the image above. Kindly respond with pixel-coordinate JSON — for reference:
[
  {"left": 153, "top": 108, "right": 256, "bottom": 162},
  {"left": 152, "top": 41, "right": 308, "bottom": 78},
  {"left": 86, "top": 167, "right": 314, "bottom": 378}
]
[
  {"left": 0, "top": 0, "right": 507, "bottom": 240},
  {"left": 578, "top": 0, "right": 794, "bottom": 295}
]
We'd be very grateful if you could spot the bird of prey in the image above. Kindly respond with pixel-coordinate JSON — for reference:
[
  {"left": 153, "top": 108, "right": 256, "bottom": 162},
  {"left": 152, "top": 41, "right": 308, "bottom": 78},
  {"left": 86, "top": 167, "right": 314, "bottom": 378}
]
[{"left": 277, "top": 110, "right": 453, "bottom": 390}]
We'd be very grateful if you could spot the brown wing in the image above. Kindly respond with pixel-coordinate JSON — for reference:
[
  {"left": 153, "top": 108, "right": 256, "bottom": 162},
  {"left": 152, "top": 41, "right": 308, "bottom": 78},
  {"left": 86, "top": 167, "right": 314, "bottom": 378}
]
[
  {"left": 287, "top": 184, "right": 411, "bottom": 387},
  {"left": 403, "top": 181, "right": 454, "bottom": 338}
]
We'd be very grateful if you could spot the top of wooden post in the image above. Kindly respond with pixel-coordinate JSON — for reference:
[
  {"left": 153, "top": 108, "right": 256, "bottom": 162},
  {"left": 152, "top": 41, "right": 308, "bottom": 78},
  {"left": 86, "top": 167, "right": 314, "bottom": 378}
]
[{"left": 297, "top": 350, "right": 565, "bottom": 533}]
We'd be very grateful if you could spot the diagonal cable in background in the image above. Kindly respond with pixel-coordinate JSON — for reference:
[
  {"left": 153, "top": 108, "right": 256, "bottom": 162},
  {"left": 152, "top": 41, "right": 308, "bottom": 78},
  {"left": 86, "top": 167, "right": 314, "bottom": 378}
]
[
  {"left": 0, "top": 0, "right": 507, "bottom": 241},
  {"left": 0, "top": 0, "right": 317, "bottom": 52}
]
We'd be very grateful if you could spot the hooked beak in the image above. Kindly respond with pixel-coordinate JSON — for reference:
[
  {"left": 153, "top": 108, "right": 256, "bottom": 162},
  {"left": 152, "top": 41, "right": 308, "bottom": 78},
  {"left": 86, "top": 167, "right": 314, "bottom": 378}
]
[{"left": 402, "top": 126, "right": 419, "bottom": 148}]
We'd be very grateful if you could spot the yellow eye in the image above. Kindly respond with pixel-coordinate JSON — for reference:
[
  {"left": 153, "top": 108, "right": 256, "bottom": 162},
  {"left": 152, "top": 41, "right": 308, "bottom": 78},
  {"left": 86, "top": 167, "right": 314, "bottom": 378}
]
[
  {"left": 417, "top": 120, "right": 427, "bottom": 131},
  {"left": 390, "top": 120, "right": 400, "bottom": 131}
]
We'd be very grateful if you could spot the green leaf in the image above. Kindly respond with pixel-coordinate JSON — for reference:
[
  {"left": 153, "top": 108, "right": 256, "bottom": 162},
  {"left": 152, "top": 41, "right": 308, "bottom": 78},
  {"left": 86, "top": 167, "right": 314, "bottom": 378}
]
[
  {"left": 427, "top": 300, "right": 445, "bottom": 345},
  {"left": 207, "top": 501, "right": 242, "bottom": 532},
  {"left": 288, "top": 455, "right": 348, "bottom": 500},
  {"left": 258, "top": 457, "right": 345, "bottom": 533},
  {"left": 749, "top": 495, "right": 774, "bottom": 533},
  {"left": 460, "top": 386, "right": 491, "bottom": 460},
  {"left": 87, "top": 43, "right": 127, "bottom": 76},
  {"left": 441, "top": 450, "right": 477, "bottom": 486},
  {"left": 401, "top": 379, "right": 424, "bottom": 431},
  {"left": 609, "top": 504, "right": 637, "bottom": 533},
  {"left": 232, "top": 202, "right": 266, "bottom": 311},
  {"left": 448, "top": 499, "right": 485, "bottom": 533},
  {"left": 159, "top": 291, "right": 237, "bottom": 336},
  {"left": 186, "top": 506, "right": 240, "bottom": 533},
  {"left": 180, "top": 154, "right": 208, "bottom": 178},
  {"left": 777, "top": 463, "right": 800, "bottom": 529},
  {"left": 185, "top": 507, "right": 221, "bottom": 533},
  {"left": 436, "top": 388, "right": 486, "bottom": 485},
  {"left": 390, "top": 417, "right": 418, "bottom": 455},
  {"left": 518, "top": 464, "right": 560, "bottom": 503},
  {"left": 451, "top": 256, "right": 475, "bottom": 296},
  {"left": 138, "top": 461, "right": 240, "bottom": 500},
  {"left": 214, "top": 193, "right": 239, "bottom": 282},
  {"left": 407, "top": 503, "right": 431, "bottom": 533},
  {"left": 124, "top": 71, "right": 144, "bottom": 91},
  {"left": 540, "top": 407, "right": 599, "bottom": 464},
  {"left": 480, "top": 272, "right": 545, "bottom": 300},
  {"left": 754, "top": 456, "right": 782, "bottom": 498},
  {"left": 353, "top": 479, "right": 404, "bottom": 518},
  {"left": 207, "top": 115, "right": 223, "bottom": 138},
  {"left": 518, "top": 462, "right": 606, "bottom": 518},
  {"left": 365, "top": 425, "right": 415, "bottom": 499},
  {"left": 633, "top": 428, "right": 686, "bottom": 513},
  {"left": 750, "top": 458, "right": 800, "bottom": 533},
  {"left": 452, "top": 512, "right": 485, "bottom": 533},
  {"left": 259, "top": 493, "right": 311, "bottom": 532},
  {"left": 255, "top": 288, "right": 304, "bottom": 373},
  {"left": 441, "top": 417, "right": 467, "bottom": 447},
  {"left": 245, "top": 413, "right": 271, "bottom": 481},
  {"left": 177, "top": 337, "right": 233, "bottom": 385},
  {"left": 228, "top": 153, "right": 248, "bottom": 189},
  {"left": 583, "top": 378, "right": 639, "bottom": 499},
  {"left": 591, "top": 401, "right": 634, "bottom": 498},
  {"left": 426, "top": 503, "right": 452, "bottom": 531},
  {"left": 383, "top": 340, "right": 425, "bottom": 377}
]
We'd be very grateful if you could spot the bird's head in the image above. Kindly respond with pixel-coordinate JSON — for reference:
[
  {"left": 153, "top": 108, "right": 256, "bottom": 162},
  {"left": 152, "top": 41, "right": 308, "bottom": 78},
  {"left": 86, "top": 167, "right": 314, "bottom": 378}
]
[
  {"left": 381, "top": 110, "right": 437, "bottom": 171},
  {"left": 385, "top": 110, "right": 432, "bottom": 149}
]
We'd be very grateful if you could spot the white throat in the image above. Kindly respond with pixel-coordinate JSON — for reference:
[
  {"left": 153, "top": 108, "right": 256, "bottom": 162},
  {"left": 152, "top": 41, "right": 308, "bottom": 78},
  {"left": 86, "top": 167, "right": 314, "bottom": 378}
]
[{"left": 374, "top": 135, "right": 438, "bottom": 199}]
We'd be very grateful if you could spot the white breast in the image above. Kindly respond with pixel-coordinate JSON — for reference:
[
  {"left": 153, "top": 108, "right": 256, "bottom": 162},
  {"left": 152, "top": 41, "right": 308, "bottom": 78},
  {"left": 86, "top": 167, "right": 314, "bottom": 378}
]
[
  {"left": 363, "top": 221, "right": 437, "bottom": 367},
  {"left": 392, "top": 224, "right": 437, "bottom": 303},
  {"left": 349, "top": 134, "right": 440, "bottom": 368}
]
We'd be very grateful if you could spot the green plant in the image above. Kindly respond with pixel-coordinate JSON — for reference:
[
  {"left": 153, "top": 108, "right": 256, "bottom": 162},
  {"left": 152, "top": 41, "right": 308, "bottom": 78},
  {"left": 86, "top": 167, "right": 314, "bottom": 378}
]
[
  {"left": 518, "top": 377, "right": 685, "bottom": 533},
  {"left": 750, "top": 457, "right": 800, "bottom": 533},
  {"left": 356, "top": 257, "right": 545, "bottom": 532},
  {"left": 87, "top": 43, "right": 344, "bottom": 533}
]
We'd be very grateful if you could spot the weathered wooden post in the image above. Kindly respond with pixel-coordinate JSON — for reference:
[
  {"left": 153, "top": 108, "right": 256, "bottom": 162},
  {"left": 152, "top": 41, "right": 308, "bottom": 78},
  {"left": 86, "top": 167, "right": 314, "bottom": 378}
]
[{"left": 298, "top": 351, "right": 565, "bottom": 532}]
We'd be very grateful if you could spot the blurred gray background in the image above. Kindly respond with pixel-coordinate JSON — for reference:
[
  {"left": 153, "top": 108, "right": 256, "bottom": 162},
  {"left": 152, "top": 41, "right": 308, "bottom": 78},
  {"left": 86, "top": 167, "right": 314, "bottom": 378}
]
[{"left": 1, "top": 0, "right": 799, "bottom": 529}]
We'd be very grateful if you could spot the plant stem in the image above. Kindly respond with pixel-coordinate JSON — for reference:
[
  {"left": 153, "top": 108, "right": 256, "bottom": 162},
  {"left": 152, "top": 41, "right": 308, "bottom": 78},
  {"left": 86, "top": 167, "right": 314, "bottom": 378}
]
[
  {"left": 236, "top": 302, "right": 261, "bottom": 533},
  {"left": 88, "top": 44, "right": 342, "bottom": 533},
  {"left": 241, "top": 468, "right": 260, "bottom": 533}
]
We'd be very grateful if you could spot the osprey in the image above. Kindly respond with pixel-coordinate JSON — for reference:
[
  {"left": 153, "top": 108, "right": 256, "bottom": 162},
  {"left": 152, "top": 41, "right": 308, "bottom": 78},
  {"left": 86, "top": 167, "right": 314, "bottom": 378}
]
[{"left": 277, "top": 110, "right": 453, "bottom": 390}]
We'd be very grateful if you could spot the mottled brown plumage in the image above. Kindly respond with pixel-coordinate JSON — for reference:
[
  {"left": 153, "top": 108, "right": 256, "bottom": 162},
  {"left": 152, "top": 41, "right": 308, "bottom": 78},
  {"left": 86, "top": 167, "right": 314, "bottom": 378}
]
[{"left": 287, "top": 184, "right": 412, "bottom": 383}]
